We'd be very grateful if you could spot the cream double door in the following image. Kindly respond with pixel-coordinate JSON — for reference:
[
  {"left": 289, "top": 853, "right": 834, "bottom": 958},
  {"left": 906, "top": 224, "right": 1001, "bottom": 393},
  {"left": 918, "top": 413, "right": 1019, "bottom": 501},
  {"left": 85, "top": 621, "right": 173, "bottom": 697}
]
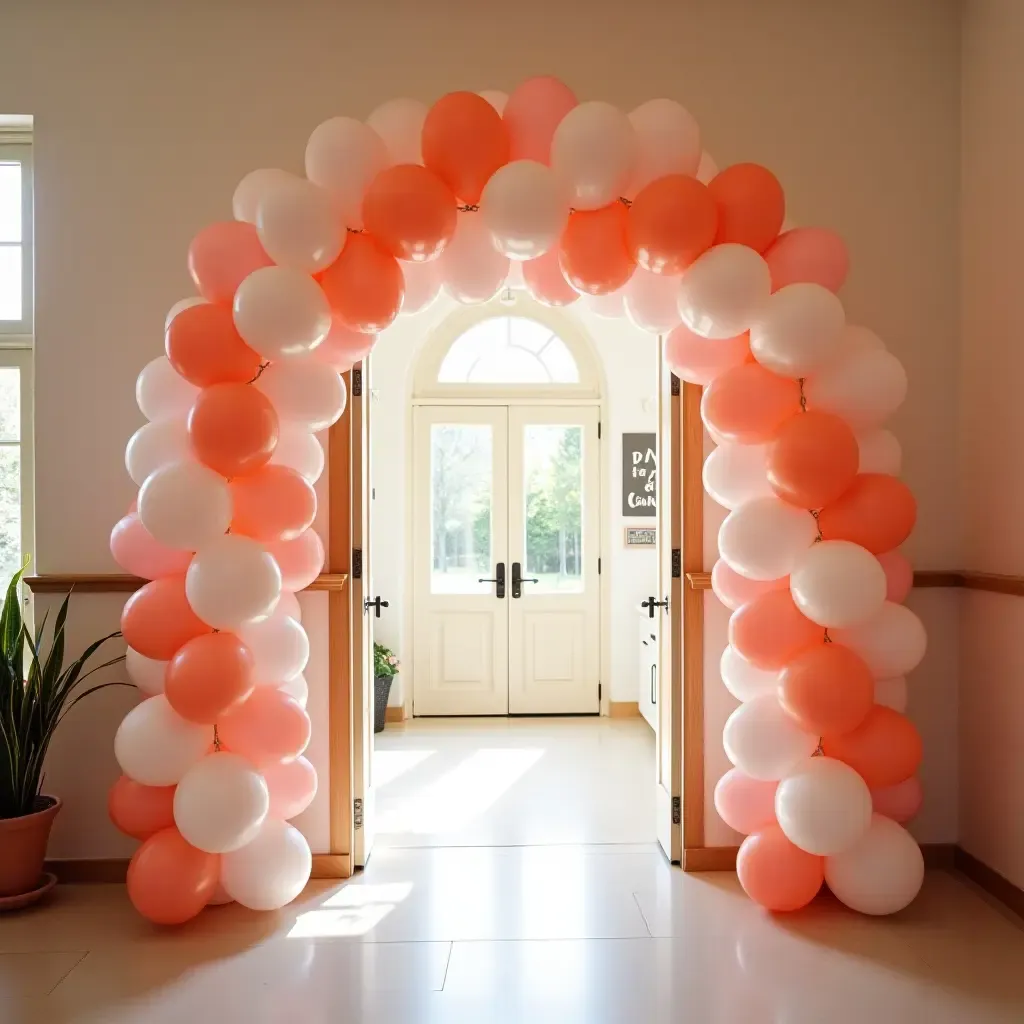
[{"left": 413, "top": 405, "right": 600, "bottom": 716}]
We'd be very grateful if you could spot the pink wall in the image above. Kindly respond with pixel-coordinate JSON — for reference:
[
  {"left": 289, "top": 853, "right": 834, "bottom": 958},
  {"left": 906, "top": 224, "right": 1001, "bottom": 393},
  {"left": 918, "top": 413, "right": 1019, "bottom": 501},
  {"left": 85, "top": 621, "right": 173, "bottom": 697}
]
[{"left": 958, "top": 0, "right": 1024, "bottom": 889}]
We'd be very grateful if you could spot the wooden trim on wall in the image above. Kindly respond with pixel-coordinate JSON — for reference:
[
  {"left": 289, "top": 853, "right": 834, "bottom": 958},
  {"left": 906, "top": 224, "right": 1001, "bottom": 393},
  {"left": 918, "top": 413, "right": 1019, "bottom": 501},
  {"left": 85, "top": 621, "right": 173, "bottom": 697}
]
[
  {"left": 609, "top": 700, "right": 640, "bottom": 718},
  {"left": 24, "top": 573, "right": 349, "bottom": 594},
  {"left": 684, "top": 843, "right": 957, "bottom": 873},
  {"left": 384, "top": 705, "right": 406, "bottom": 724},
  {"left": 955, "top": 848, "right": 1024, "bottom": 920},
  {"left": 46, "top": 853, "right": 351, "bottom": 884},
  {"left": 683, "top": 569, "right": 1022, "bottom": 593}
]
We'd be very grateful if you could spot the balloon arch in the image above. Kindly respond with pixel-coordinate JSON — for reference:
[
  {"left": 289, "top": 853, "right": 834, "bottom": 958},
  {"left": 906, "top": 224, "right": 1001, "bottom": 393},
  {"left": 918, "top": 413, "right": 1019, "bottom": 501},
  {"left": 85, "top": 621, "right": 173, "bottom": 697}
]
[{"left": 108, "top": 76, "right": 924, "bottom": 924}]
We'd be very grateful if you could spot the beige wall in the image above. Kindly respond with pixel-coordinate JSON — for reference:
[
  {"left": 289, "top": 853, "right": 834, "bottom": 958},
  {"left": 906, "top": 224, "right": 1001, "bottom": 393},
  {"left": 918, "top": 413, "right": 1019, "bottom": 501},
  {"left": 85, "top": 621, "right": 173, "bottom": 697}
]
[
  {"left": 959, "top": 0, "right": 1024, "bottom": 889},
  {"left": 0, "top": 0, "right": 963, "bottom": 856}
]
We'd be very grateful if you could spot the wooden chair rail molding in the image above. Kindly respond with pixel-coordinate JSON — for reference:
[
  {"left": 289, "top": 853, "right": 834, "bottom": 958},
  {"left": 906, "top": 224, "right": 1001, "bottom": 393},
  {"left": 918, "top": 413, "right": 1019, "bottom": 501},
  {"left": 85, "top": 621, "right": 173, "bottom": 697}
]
[
  {"left": 684, "top": 570, "right": 1024, "bottom": 595},
  {"left": 24, "top": 573, "right": 349, "bottom": 593}
]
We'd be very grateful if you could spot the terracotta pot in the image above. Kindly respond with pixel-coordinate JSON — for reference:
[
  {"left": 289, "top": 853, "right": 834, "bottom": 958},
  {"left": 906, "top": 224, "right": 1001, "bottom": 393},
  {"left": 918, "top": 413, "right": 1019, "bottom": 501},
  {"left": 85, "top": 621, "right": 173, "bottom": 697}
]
[{"left": 0, "top": 796, "right": 61, "bottom": 898}]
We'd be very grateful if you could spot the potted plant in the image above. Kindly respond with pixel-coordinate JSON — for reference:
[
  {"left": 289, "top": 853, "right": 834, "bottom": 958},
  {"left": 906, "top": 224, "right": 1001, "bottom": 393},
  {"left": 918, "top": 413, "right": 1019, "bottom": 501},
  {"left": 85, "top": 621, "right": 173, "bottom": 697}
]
[
  {"left": 373, "top": 642, "right": 399, "bottom": 734},
  {"left": 0, "top": 566, "right": 125, "bottom": 905}
]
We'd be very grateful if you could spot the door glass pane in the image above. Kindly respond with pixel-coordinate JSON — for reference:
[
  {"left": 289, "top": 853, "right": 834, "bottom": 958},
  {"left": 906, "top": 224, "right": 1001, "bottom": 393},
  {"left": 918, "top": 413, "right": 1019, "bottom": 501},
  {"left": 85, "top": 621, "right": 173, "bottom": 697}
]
[
  {"left": 430, "top": 424, "right": 493, "bottom": 594},
  {"left": 0, "top": 247, "right": 22, "bottom": 321},
  {"left": 0, "top": 369, "right": 20, "bottom": 441},
  {"left": 0, "top": 164, "right": 21, "bottom": 243},
  {"left": 523, "top": 424, "right": 583, "bottom": 594},
  {"left": 0, "top": 446, "right": 21, "bottom": 585}
]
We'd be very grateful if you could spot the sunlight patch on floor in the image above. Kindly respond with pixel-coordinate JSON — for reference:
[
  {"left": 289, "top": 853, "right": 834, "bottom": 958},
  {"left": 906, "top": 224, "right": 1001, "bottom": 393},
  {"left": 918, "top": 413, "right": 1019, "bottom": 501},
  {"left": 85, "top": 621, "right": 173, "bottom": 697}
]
[
  {"left": 374, "top": 748, "right": 436, "bottom": 788},
  {"left": 287, "top": 882, "right": 415, "bottom": 939}
]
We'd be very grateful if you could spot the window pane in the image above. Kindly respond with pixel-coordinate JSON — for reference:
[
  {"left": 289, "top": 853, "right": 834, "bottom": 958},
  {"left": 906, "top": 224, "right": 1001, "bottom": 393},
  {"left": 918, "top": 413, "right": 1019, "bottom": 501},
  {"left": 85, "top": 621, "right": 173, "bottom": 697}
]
[
  {"left": 523, "top": 425, "right": 583, "bottom": 594},
  {"left": 0, "top": 446, "right": 21, "bottom": 585},
  {"left": 0, "top": 246, "right": 22, "bottom": 321},
  {"left": 0, "top": 368, "right": 20, "bottom": 441},
  {"left": 437, "top": 317, "right": 579, "bottom": 385},
  {"left": 0, "top": 164, "right": 21, "bottom": 243},
  {"left": 430, "top": 424, "right": 493, "bottom": 594}
]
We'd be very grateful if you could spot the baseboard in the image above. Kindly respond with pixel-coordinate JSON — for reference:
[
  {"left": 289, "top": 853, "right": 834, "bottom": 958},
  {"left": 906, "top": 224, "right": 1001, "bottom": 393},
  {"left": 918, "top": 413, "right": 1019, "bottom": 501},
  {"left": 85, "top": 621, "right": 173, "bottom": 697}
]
[
  {"left": 310, "top": 854, "right": 351, "bottom": 879},
  {"left": 954, "top": 847, "right": 1024, "bottom": 920},
  {"left": 683, "top": 842, "right": 957, "bottom": 874},
  {"left": 609, "top": 701, "right": 640, "bottom": 718},
  {"left": 385, "top": 706, "right": 406, "bottom": 723}
]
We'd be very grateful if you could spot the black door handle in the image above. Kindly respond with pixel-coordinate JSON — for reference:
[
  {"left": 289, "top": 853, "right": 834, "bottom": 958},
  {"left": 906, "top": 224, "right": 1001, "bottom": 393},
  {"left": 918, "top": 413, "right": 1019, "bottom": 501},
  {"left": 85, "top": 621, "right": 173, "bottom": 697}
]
[
  {"left": 478, "top": 562, "right": 505, "bottom": 598},
  {"left": 510, "top": 562, "right": 538, "bottom": 599},
  {"left": 364, "top": 596, "right": 389, "bottom": 618},
  {"left": 641, "top": 596, "right": 669, "bottom": 619}
]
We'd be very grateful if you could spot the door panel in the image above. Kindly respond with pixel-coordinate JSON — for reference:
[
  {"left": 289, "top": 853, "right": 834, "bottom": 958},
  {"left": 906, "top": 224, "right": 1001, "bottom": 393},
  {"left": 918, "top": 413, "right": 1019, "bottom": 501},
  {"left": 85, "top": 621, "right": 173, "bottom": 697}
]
[{"left": 413, "top": 406, "right": 509, "bottom": 716}]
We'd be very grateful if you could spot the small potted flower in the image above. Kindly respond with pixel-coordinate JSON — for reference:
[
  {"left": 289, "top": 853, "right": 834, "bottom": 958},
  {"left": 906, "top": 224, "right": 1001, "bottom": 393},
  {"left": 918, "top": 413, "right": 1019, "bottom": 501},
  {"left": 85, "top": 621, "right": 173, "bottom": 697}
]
[{"left": 372, "top": 642, "right": 399, "bottom": 733}]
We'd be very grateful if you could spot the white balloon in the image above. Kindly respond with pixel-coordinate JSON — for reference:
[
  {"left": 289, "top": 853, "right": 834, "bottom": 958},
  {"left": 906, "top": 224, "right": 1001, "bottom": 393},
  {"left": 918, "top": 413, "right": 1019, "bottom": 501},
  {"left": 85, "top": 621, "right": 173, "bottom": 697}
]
[
  {"left": 136, "top": 357, "right": 199, "bottom": 423},
  {"left": 481, "top": 160, "right": 570, "bottom": 261},
  {"left": 678, "top": 244, "right": 771, "bottom": 340},
  {"left": 624, "top": 268, "right": 682, "bottom": 334},
  {"left": 550, "top": 101, "right": 636, "bottom": 210},
  {"left": 789, "top": 540, "right": 887, "bottom": 628},
  {"left": 400, "top": 260, "right": 443, "bottom": 315},
  {"left": 256, "top": 356, "right": 347, "bottom": 431},
  {"left": 186, "top": 534, "right": 282, "bottom": 631},
  {"left": 125, "top": 648, "right": 168, "bottom": 697},
  {"left": 843, "top": 324, "right": 887, "bottom": 354},
  {"left": 221, "top": 818, "right": 312, "bottom": 911},
  {"left": 125, "top": 418, "right": 193, "bottom": 487},
  {"left": 278, "top": 672, "right": 309, "bottom": 708},
  {"left": 749, "top": 283, "right": 846, "bottom": 378},
  {"left": 233, "top": 266, "right": 332, "bottom": 361},
  {"left": 856, "top": 428, "right": 902, "bottom": 475},
  {"left": 240, "top": 610, "right": 309, "bottom": 683},
  {"left": 702, "top": 444, "right": 772, "bottom": 511},
  {"left": 824, "top": 813, "right": 924, "bottom": 915},
  {"left": 832, "top": 602, "right": 927, "bottom": 678},
  {"left": 696, "top": 151, "right": 718, "bottom": 184},
  {"left": 366, "top": 98, "right": 427, "bottom": 165},
  {"left": 305, "top": 116, "right": 388, "bottom": 229},
  {"left": 114, "top": 695, "right": 210, "bottom": 786},
  {"left": 165, "top": 297, "right": 204, "bottom": 330},
  {"left": 723, "top": 695, "right": 818, "bottom": 781},
  {"left": 628, "top": 98, "right": 701, "bottom": 193},
  {"left": 775, "top": 757, "right": 873, "bottom": 856},
  {"left": 207, "top": 883, "right": 234, "bottom": 907},
  {"left": 276, "top": 590, "right": 303, "bottom": 623},
  {"left": 719, "top": 496, "right": 818, "bottom": 581},
  {"left": 269, "top": 423, "right": 325, "bottom": 484},
  {"left": 440, "top": 212, "right": 509, "bottom": 304},
  {"left": 582, "top": 288, "right": 627, "bottom": 319},
  {"left": 804, "top": 347, "right": 907, "bottom": 429},
  {"left": 256, "top": 177, "right": 343, "bottom": 273},
  {"left": 138, "top": 460, "right": 232, "bottom": 551},
  {"left": 874, "top": 676, "right": 908, "bottom": 712},
  {"left": 720, "top": 645, "right": 778, "bottom": 702},
  {"left": 174, "top": 753, "right": 270, "bottom": 854},
  {"left": 478, "top": 89, "right": 508, "bottom": 114},
  {"left": 233, "top": 168, "right": 295, "bottom": 224}
]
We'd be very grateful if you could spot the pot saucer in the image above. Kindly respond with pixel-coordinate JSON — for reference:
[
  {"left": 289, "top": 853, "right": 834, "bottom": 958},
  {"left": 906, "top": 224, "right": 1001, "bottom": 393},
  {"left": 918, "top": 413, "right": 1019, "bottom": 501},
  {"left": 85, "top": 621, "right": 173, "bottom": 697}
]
[{"left": 0, "top": 871, "right": 57, "bottom": 912}]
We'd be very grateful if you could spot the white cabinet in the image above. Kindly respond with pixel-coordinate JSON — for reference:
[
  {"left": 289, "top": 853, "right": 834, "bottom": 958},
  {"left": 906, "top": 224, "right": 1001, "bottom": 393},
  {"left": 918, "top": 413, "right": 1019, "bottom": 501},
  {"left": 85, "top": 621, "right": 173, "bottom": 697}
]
[{"left": 637, "top": 609, "right": 658, "bottom": 733}]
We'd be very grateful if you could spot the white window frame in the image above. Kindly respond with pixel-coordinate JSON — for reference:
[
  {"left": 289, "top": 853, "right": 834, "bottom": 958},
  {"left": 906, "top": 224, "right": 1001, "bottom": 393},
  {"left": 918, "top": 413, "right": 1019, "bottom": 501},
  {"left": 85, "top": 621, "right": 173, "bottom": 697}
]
[
  {"left": 0, "top": 348, "right": 36, "bottom": 588},
  {"left": 0, "top": 138, "right": 34, "bottom": 340}
]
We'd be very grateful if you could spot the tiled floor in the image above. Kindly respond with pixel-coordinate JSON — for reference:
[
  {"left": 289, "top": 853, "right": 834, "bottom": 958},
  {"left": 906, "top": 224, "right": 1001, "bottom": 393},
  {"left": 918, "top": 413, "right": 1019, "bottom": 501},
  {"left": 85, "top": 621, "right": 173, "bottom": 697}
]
[{"left": 3, "top": 719, "right": 1024, "bottom": 1022}]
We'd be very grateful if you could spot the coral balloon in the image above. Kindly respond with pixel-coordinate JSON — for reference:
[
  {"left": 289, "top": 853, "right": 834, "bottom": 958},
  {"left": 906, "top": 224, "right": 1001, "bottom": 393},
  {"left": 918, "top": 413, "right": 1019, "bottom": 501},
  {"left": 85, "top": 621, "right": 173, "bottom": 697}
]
[
  {"left": 714, "top": 769, "right": 778, "bottom": 835},
  {"left": 121, "top": 576, "right": 212, "bottom": 661},
  {"left": 263, "top": 756, "right": 318, "bottom": 820},
  {"left": 108, "top": 776, "right": 176, "bottom": 840},
  {"left": 422, "top": 91, "right": 510, "bottom": 204},
  {"left": 628, "top": 175, "right": 717, "bottom": 275},
  {"left": 878, "top": 549, "right": 913, "bottom": 603},
  {"left": 665, "top": 324, "right": 749, "bottom": 387},
  {"left": 165, "top": 633, "right": 256, "bottom": 724},
  {"left": 110, "top": 514, "right": 192, "bottom": 580},
  {"left": 818, "top": 473, "right": 917, "bottom": 554},
  {"left": 708, "top": 163, "right": 785, "bottom": 253},
  {"left": 765, "top": 227, "right": 849, "bottom": 293},
  {"left": 522, "top": 249, "right": 579, "bottom": 307},
  {"left": 503, "top": 76, "right": 578, "bottom": 164},
  {"left": 822, "top": 706, "right": 923, "bottom": 788},
  {"left": 778, "top": 643, "right": 874, "bottom": 737},
  {"left": 559, "top": 203, "right": 635, "bottom": 296},
  {"left": 188, "top": 382, "right": 278, "bottom": 478},
  {"left": 701, "top": 363, "right": 801, "bottom": 444},
  {"left": 729, "top": 589, "right": 822, "bottom": 671},
  {"left": 310, "top": 318, "right": 375, "bottom": 374},
  {"left": 871, "top": 776, "right": 923, "bottom": 823},
  {"left": 319, "top": 233, "right": 404, "bottom": 333},
  {"left": 188, "top": 221, "right": 273, "bottom": 306},
  {"left": 711, "top": 560, "right": 788, "bottom": 612},
  {"left": 737, "top": 826, "right": 823, "bottom": 911},
  {"left": 218, "top": 687, "right": 311, "bottom": 768},
  {"left": 231, "top": 465, "right": 317, "bottom": 543},
  {"left": 127, "top": 827, "right": 219, "bottom": 926},
  {"left": 165, "top": 302, "right": 262, "bottom": 388},
  {"left": 265, "top": 529, "right": 325, "bottom": 592},
  {"left": 362, "top": 164, "right": 457, "bottom": 262}
]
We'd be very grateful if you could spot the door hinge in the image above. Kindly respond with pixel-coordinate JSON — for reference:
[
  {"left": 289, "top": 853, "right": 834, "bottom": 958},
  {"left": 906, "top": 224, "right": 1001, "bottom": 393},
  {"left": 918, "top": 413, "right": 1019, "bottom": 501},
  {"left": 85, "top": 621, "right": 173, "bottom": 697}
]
[
  {"left": 672, "top": 796, "right": 681, "bottom": 825},
  {"left": 354, "top": 798, "right": 364, "bottom": 830},
  {"left": 671, "top": 548, "right": 681, "bottom": 579},
  {"left": 598, "top": 683, "right": 602, "bottom": 702},
  {"left": 352, "top": 548, "right": 363, "bottom": 579},
  {"left": 598, "top": 557, "right": 602, "bottom": 575},
  {"left": 670, "top": 374, "right": 680, "bottom": 396},
  {"left": 352, "top": 366, "right": 363, "bottom": 397},
  {"left": 597, "top": 421, "right": 601, "bottom": 439}
]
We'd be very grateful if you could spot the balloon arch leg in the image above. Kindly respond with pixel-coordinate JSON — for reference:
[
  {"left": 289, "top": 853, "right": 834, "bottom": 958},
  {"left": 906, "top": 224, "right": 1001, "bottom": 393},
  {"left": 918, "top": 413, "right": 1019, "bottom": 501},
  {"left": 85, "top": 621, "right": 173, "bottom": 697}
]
[{"left": 110, "top": 76, "right": 924, "bottom": 924}]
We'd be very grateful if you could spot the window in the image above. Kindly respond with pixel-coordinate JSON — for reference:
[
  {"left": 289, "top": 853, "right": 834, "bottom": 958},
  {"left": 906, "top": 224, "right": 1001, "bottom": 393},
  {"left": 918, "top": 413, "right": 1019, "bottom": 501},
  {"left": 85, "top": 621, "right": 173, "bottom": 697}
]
[
  {"left": 0, "top": 139, "right": 32, "bottom": 337},
  {"left": 438, "top": 317, "right": 579, "bottom": 385}
]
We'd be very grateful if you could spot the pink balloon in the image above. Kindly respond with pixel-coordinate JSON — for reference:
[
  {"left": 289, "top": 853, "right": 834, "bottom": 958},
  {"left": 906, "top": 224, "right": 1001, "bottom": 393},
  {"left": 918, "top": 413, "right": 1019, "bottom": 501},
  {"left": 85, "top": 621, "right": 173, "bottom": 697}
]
[
  {"left": 311, "top": 316, "right": 375, "bottom": 373},
  {"left": 263, "top": 756, "right": 318, "bottom": 819},
  {"left": 871, "top": 776, "right": 923, "bottom": 823},
  {"left": 877, "top": 549, "right": 913, "bottom": 604},
  {"left": 711, "top": 559, "right": 788, "bottom": 612},
  {"left": 522, "top": 250, "right": 580, "bottom": 307},
  {"left": 266, "top": 529, "right": 325, "bottom": 592},
  {"left": 714, "top": 768, "right": 778, "bottom": 835},
  {"left": 503, "top": 76, "right": 578, "bottom": 164},
  {"left": 188, "top": 221, "right": 273, "bottom": 306},
  {"left": 218, "top": 687, "right": 311, "bottom": 768},
  {"left": 110, "top": 514, "right": 193, "bottom": 580},
  {"left": 764, "top": 227, "right": 849, "bottom": 294},
  {"left": 400, "top": 260, "right": 443, "bottom": 315},
  {"left": 624, "top": 267, "right": 682, "bottom": 334},
  {"left": 665, "top": 324, "right": 749, "bottom": 387}
]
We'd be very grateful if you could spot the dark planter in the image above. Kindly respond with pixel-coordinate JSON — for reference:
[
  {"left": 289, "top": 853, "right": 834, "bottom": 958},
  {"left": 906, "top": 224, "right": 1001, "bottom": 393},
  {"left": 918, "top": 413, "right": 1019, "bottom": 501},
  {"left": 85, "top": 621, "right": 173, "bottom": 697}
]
[
  {"left": 374, "top": 675, "right": 395, "bottom": 733},
  {"left": 0, "top": 795, "right": 61, "bottom": 899}
]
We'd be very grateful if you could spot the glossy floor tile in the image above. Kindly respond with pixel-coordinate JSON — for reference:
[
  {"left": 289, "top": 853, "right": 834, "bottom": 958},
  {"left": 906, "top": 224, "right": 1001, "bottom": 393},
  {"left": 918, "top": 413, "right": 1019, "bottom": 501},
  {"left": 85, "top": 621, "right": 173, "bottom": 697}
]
[{"left": 372, "top": 715, "right": 657, "bottom": 848}]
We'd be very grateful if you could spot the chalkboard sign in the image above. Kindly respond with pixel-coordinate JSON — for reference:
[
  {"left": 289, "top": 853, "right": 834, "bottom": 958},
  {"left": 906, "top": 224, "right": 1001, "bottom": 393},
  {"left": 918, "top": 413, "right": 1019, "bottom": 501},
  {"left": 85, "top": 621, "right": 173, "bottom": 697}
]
[{"left": 622, "top": 432, "right": 657, "bottom": 516}]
